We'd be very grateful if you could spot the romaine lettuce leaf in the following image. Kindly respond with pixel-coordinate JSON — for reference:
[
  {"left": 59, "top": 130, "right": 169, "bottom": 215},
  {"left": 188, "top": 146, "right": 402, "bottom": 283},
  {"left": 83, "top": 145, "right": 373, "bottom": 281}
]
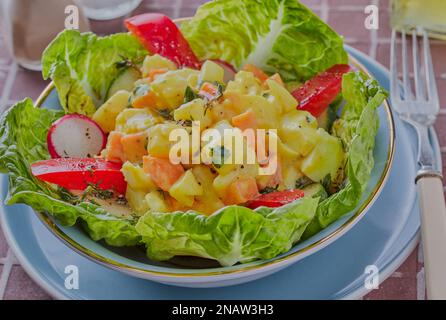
[
  {"left": 0, "top": 100, "right": 140, "bottom": 246},
  {"left": 303, "top": 71, "right": 388, "bottom": 238},
  {"left": 42, "top": 30, "right": 147, "bottom": 116},
  {"left": 181, "top": 0, "right": 348, "bottom": 82},
  {"left": 136, "top": 197, "right": 319, "bottom": 266}
]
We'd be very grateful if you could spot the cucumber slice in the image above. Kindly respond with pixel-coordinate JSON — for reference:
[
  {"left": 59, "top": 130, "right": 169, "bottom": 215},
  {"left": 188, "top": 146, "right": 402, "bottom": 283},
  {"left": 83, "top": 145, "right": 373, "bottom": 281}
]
[
  {"left": 302, "top": 183, "right": 328, "bottom": 200},
  {"left": 107, "top": 68, "right": 141, "bottom": 99}
]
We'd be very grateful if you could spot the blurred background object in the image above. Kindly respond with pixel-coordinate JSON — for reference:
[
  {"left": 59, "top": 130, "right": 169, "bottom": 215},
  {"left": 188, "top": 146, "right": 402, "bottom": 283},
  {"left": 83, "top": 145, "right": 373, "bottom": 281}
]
[
  {"left": 0, "top": 0, "right": 90, "bottom": 71},
  {"left": 77, "top": 0, "right": 143, "bottom": 20},
  {"left": 391, "top": 0, "right": 446, "bottom": 39},
  {"left": 76, "top": 0, "right": 144, "bottom": 35}
]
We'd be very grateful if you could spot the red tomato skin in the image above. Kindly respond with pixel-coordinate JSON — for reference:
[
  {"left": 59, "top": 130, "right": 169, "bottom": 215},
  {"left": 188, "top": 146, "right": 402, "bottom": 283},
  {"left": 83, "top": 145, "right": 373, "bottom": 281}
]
[
  {"left": 125, "top": 13, "right": 201, "bottom": 69},
  {"left": 31, "top": 158, "right": 126, "bottom": 194},
  {"left": 246, "top": 189, "right": 305, "bottom": 209},
  {"left": 292, "top": 64, "right": 352, "bottom": 117}
]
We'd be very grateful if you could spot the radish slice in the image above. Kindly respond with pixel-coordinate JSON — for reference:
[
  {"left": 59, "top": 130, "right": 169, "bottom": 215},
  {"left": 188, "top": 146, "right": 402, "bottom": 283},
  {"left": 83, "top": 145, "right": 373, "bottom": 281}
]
[
  {"left": 47, "top": 114, "right": 106, "bottom": 158},
  {"left": 210, "top": 59, "right": 237, "bottom": 82}
]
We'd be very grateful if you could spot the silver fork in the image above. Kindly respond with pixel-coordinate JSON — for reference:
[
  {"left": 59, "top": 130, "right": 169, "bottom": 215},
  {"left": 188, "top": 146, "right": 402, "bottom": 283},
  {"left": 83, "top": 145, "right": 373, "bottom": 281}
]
[{"left": 391, "top": 28, "right": 446, "bottom": 300}]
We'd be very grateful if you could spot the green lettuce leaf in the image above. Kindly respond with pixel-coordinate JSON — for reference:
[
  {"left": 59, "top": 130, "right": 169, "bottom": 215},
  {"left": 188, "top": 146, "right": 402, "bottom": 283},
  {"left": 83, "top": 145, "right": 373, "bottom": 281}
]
[
  {"left": 181, "top": 0, "right": 347, "bottom": 82},
  {"left": 42, "top": 30, "right": 147, "bottom": 116},
  {"left": 303, "top": 71, "right": 388, "bottom": 238},
  {"left": 0, "top": 100, "right": 140, "bottom": 246},
  {"left": 136, "top": 197, "right": 319, "bottom": 266}
]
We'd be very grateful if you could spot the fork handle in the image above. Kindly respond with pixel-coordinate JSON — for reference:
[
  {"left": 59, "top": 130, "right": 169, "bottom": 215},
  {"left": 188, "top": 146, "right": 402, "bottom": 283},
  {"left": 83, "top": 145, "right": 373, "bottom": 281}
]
[{"left": 417, "top": 175, "right": 446, "bottom": 299}]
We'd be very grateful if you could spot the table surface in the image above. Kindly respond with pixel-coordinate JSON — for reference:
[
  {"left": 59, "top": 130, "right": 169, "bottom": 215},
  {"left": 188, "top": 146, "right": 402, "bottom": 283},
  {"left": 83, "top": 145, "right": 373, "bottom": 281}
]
[{"left": 0, "top": 0, "right": 444, "bottom": 300}]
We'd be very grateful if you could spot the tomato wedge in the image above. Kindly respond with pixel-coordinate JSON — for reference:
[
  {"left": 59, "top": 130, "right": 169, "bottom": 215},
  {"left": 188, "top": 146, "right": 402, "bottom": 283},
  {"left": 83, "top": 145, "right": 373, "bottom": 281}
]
[
  {"left": 125, "top": 13, "right": 202, "bottom": 69},
  {"left": 292, "top": 64, "right": 352, "bottom": 117},
  {"left": 246, "top": 189, "right": 304, "bottom": 209},
  {"left": 31, "top": 158, "right": 126, "bottom": 194}
]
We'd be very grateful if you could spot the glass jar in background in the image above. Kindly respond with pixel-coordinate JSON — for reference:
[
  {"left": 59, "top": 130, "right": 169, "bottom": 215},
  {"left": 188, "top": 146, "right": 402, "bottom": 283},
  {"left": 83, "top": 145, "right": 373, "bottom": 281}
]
[
  {"left": 0, "top": 0, "right": 90, "bottom": 71},
  {"left": 391, "top": 0, "right": 446, "bottom": 39}
]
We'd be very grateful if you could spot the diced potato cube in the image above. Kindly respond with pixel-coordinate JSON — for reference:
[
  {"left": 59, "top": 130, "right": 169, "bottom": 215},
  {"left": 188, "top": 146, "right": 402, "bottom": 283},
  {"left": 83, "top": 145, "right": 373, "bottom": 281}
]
[
  {"left": 256, "top": 160, "right": 283, "bottom": 190},
  {"left": 115, "top": 108, "right": 159, "bottom": 134},
  {"left": 199, "top": 60, "right": 224, "bottom": 84},
  {"left": 301, "top": 129, "right": 345, "bottom": 182},
  {"left": 223, "top": 92, "right": 279, "bottom": 128},
  {"left": 147, "top": 122, "right": 189, "bottom": 158},
  {"left": 150, "top": 69, "right": 200, "bottom": 109},
  {"left": 92, "top": 90, "right": 130, "bottom": 133},
  {"left": 141, "top": 54, "right": 177, "bottom": 78},
  {"left": 126, "top": 186, "right": 149, "bottom": 215},
  {"left": 191, "top": 166, "right": 224, "bottom": 215},
  {"left": 213, "top": 164, "right": 258, "bottom": 199},
  {"left": 121, "top": 161, "right": 155, "bottom": 192},
  {"left": 173, "top": 98, "right": 212, "bottom": 129},
  {"left": 226, "top": 71, "right": 262, "bottom": 96},
  {"left": 266, "top": 79, "right": 298, "bottom": 113},
  {"left": 169, "top": 170, "right": 204, "bottom": 206},
  {"left": 279, "top": 110, "right": 319, "bottom": 156},
  {"left": 145, "top": 190, "right": 168, "bottom": 212},
  {"left": 281, "top": 161, "right": 303, "bottom": 189}
]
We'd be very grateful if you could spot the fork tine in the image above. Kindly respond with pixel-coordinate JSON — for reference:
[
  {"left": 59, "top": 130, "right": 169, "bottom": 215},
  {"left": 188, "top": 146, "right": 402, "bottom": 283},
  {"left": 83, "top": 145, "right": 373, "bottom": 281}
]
[
  {"left": 412, "top": 29, "right": 425, "bottom": 101},
  {"left": 390, "top": 29, "right": 401, "bottom": 104},
  {"left": 422, "top": 28, "right": 440, "bottom": 110},
  {"left": 401, "top": 30, "right": 412, "bottom": 100}
]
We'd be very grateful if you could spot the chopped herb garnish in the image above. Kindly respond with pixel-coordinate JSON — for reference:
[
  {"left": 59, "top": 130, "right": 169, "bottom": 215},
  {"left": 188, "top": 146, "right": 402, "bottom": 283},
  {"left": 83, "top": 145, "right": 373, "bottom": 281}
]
[
  {"left": 295, "top": 176, "right": 313, "bottom": 189},
  {"left": 203, "top": 102, "right": 213, "bottom": 116},
  {"left": 115, "top": 55, "right": 144, "bottom": 72},
  {"left": 321, "top": 174, "right": 332, "bottom": 192},
  {"left": 177, "top": 119, "right": 193, "bottom": 127},
  {"left": 155, "top": 108, "right": 174, "bottom": 121},
  {"left": 82, "top": 182, "right": 115, "bottom": 200},
  {"left": 57, "top": 186, "right": 79, "bottom": 203},
  {"left": 184, "top": 86, "right": 200, "bottom": 103},
  {"left": 260, "top": 185, "right": 279, "bottom": 194}
]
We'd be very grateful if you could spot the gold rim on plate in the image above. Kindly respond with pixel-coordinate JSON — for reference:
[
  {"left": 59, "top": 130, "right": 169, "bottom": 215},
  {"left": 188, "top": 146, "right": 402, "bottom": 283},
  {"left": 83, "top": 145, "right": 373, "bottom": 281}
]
[{"left": 32, "top": 33, "right": 395, "bottom": 279}]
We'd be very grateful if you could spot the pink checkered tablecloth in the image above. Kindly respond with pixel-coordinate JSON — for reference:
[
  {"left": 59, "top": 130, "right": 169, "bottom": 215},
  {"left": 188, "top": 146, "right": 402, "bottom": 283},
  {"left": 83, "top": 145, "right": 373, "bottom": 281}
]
[{"left": 0, "top": 0, "right": 445, "bottom": 300}]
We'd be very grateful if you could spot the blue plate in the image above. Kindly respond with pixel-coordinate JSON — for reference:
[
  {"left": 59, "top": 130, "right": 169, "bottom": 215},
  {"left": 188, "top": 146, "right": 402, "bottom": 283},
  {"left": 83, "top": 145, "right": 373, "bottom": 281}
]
[{"left": 0, "top": 47, "right": 441, "bottom": 299}]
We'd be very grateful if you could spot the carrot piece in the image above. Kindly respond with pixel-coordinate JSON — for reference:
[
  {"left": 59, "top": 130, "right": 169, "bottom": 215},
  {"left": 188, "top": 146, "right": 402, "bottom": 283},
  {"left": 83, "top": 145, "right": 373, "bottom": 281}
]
[
  {"left": 199, "top": 82, "right": 219, "bottom": 100},
  {"left": 105, "top": 131, "right": 125, "bottom": 163},
  {"left": 148, "top": 68, "right": 168, "bottom": 81},
  {"left": 143, "top": 155, "right": 184, "bottom": 191},
  {"left": 132, "top": 90, "right": 158, "bottom": 108},
  {"left": 224, "top": 176, "right": 260, "bottom": 205},
  {"left": 231, "top": 109, "right": 257, "bottom": 131},
  {"left": 121, "top": 132, "right": 147, "bottom": 163},
  {"left": 243, "top": 63, "right": 269, "bottom": 82}
]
